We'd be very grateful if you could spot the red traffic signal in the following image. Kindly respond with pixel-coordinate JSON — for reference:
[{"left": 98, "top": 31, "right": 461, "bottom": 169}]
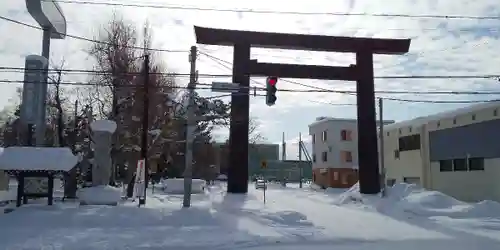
[{"left": 267, "top": 76, "right": 277, "bottom": 86}]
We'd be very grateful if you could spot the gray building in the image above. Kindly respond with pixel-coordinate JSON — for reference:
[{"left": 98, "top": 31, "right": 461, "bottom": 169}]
[{"left": 382, "top": 101, "right": 500, "bottom": 202}]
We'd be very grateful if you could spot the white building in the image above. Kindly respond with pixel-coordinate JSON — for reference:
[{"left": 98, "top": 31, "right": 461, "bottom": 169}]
[
  {"left": 309, "top": 117, "right": 394, "bottom": 188},
  {"left": 382, "top": 101, "right": 500, "bottom": 202}
]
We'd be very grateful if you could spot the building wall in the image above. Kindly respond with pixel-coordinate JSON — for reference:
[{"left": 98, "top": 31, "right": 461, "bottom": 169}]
[
  {"left": 312, "top": 168, "right": 358, "bottom": 189},
  {"left": 383, "top": 103, "right": 500, "bottom": 202},
  {"left": 430, "top": 158, "right": 500, "bottom": 202},
  {"left": 258, "top": 160, "right": 312, "bottom": 181},
  {"left": 309, "top": 119, "right": 358, "bottom": 170},
  {"left": 214, "top": 143, "right": 279, "bottom": 177},
  {"left": 309, "top": 117, "right": 393, "bottom": 188},
  {"left": 383, "top": 124, "right": 425, "bottom": 186},
  {"left": 429, "top": 111, "right": 500, "bottom": 161}
]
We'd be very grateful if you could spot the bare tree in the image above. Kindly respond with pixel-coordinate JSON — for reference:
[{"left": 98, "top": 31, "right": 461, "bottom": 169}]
[
  {"left": 248, "top": 117, "right": 266, "bottom": 144},
  {"left": 83, "top": 13, "right": 179, "bottom": 185}
]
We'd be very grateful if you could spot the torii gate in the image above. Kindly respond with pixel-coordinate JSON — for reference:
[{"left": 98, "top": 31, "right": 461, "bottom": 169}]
[{"left": 194, "top": 26, "right": 411, "bottom": 194}]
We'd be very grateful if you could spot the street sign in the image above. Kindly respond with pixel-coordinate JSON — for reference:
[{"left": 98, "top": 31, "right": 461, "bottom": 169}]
[
  {"left": 21, "top": 55, "right": 48, "bottom": 124},
  {"left": 211, "top": 82, "right": 240, "bottom": 93},
  {"left": 261, "top": 160, "right": 267, "bottom": 169},
  {"left": 133, "top": 159, "right": 146, "bottom": 201}
]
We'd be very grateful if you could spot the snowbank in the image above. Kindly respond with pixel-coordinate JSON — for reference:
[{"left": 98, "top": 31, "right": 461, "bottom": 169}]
[
  {"left": 161, "top": 178, "right": 205, "bottom": 194},
  {"left": 90, "top": 120, "right": 117, "bottom": 133},
  {"left": 388, "top": 183, "right": 500, "bottom": 218},
  {"left": 335, "top": 182, "right": 500, "bottom": 219},
  {"left": 78, "top": 185, "right": 122, "bottom": 206}
]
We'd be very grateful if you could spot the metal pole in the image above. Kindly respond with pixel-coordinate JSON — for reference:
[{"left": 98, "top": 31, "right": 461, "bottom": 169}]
[
  {"left": 183, "top": 46, "right": 197, "bottom": 208},
  {"left": 139, "top": 54, "right": 150, "bottom": 206},
  {"left": 281, "top": 132, "right": 286, "bottom": 186},
  {"left": 27, "top": 124, "right": 33, "bottom": 146},
  {"left": 378, "top": 98, "right": 386, "bottom": 197},
  {"left": 298, "top": 132, "right": 303, "bottom": 188},
  {"left": 36, "top": 27, "right": 51, "bottom": 146}
]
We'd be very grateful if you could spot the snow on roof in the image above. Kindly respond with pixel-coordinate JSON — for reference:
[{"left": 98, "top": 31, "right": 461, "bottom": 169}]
[
  {"left": 0, "top": 147, "right": 78, "bottom": 171},
  {"left": 309, "top": 117, "right": 395, "bottom": 128},
  {"left": 90, "top": 120, "right": 117, "bottom": 133},
  {"left": 384, "top": 101, "right": 500, "bottom": 131}
]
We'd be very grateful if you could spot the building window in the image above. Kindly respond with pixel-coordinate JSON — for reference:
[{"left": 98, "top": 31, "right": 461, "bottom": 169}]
[
  {"left": 440, "top": 158, "right": 485, "bottom": 172},
  {"left": 398, "top": 128, "right": 402, "bottom": 135},
  {"left": 394, "top": 150, "right": 400, "bottom": 159},
  {"left": 468, "top": 157, "right": 484, "bottom": 171},
  {"left": 312, "top": 154, "right": 316, "bottom": 163},
  {"left": 341, "top": 130, "right": 352, "bottom": 141},
  {"left": 386, "top": 131, "right": 390, "bottom": 136},
  {"left": 439, "top": 160, "right": 453, "bottom": 172},
  {"left": 341, "top": 151, "right": 353, "bottom": 163},
  {"left": 453, "top": 118, "right": 457, "bottom": 124},
  {"left": 322, "top": 131, "right": 327, "bottom": 142},
  {"left": 437, "top": 121, "right": 440, "bottom": 128},
  {"left": 321, "top": 151, "right": 328, "bottom": 162},
  {"left": 453, "top": 159, "right": 467, "bottom": 171},
  {"left": 409, "top": 127, "right": 412, "bottom": 133},
  {"left": 398, "top": 134, "right": 420, "bottom": 151},
  {"left": 333, "top": 172, "right": 339, "bottom": 181},
  {"left": 312, "top": 134, "right": 315, "bottom": 144},
  {"left": 472, "top": 114, "right": 476, "bottom": 121},
  {"left": 494, "top": 109, "right": 498, "bottom": 116}
]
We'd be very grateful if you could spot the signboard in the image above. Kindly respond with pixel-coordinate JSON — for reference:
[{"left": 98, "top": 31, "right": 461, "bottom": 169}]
[
  {"left": 26, "top": 0, "right": 67, "bottom": 39},
  {"left": 21, "top": 55, "right": 48, "bottom": 124},
  {"left": 133, "top": 159, "right": 146, "bottom": 199},
  {"left": 211, "top": 82, "right": 240, "bottom": 93}
]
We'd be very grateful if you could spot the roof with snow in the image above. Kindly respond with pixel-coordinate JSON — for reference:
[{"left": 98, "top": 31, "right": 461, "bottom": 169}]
[
  {"left": 384, "top": 101, "right": 500, "bottom": 131},
  {"left": 0, "top": 147, "right": 78, "bottom": 172}
]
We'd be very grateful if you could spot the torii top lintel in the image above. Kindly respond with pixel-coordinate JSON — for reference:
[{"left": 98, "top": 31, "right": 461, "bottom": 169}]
[{"left": 194, "top": 26, "right": 410, "bottom": 55}]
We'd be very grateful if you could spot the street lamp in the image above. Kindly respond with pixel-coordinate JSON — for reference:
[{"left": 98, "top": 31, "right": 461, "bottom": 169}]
[{"left": 25, "top": 0, "right": 67, "bottom": 146}]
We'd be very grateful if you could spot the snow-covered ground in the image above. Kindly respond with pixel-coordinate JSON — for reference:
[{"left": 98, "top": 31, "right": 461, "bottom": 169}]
[{"left": 0, "top": 181, "right": 499, "bottom": 250}]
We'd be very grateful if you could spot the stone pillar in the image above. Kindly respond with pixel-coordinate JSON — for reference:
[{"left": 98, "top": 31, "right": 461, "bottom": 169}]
[{"left": 90, "top": 120, "right": 117, "bottom": 186}]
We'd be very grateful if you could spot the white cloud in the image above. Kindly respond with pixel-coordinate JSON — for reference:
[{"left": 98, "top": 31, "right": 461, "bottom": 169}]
[{"left": 2, "top": 0, "right": 500, "bottom": 144}]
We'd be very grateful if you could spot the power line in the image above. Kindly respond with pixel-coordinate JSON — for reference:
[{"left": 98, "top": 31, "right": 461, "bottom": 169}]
[
  {"left": 198, "top": 51, "right": 500, "bottom": 104},
  {"left": 50, "top": 0, "right": 500, "bottom": 20},
  {"left": 0, "top": 16, "right": 187, "bottom": 53},
  {"left": 3, "top": 65, "right": 500, "bottom": 81},
  {"left": 1, "top": 80, "right": 498, "bottom": 104}
]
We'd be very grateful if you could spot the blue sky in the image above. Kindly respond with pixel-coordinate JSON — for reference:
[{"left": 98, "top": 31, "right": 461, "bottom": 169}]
[{"left": 1, "top": 0, "right": 500, "bottom": 159}]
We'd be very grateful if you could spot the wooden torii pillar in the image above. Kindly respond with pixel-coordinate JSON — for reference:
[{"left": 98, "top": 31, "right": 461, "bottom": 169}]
[{"left": 194, "top": 26, "right": 411, "bottom": 194}]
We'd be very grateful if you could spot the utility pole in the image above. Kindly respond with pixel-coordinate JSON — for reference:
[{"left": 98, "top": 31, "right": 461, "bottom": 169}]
[
  {"left": 183, "top": 46, "right": 197, "bottom": 208},
  {"left": 298, "top": 132, "right": 303, "bottom": 188},
  {"left": 378, "top": 98, "right": 386, "bottom": 197},
  {"left": 139, "top": 54, "right": 150, "bottom": 206},
  {"left": 282, "top": 132, "right": 286, "bottom": 161},
  {"left": 281, "top": 132, "right": 286, "bottom": 186}
]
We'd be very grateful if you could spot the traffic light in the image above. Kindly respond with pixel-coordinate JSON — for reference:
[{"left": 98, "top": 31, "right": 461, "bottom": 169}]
[{"left": 266, "top": 76, "right": 278, "bottom": 106}]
